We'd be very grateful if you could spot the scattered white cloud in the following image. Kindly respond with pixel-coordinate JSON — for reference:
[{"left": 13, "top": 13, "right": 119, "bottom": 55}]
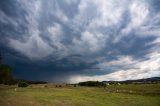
[
  {"left": 72, "top": 31, "right": 105, "bottom": 53},
  {"left": 88, "top": 0, "right": 126, "bottom": 28},
  {"left": 97, "top": 56, "right": 137, "bottom": 69},
  {"left": 8, "top": 0, "right": 53, "bottom": 60},
  {"left": 64, "top": 0, "right": 78, "bottom": 4},
  {"left": 54, "top": 5, "right": 69, "bottom": 23},
  {"left": 48, "top": 23, "right": 63, "bottom": 42},
  {"left": 0, "top": 10, "right": 18, "bottom": 26},
  {"left": 9, "top": 33, "right": 53, "bottom": 60},
  {"left": 121, "top": 1, "right": 149, "bottom": 34}
]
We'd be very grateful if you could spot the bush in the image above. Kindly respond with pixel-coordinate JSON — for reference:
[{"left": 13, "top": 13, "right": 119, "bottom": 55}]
[
  {"left": 78, "top": 81, "right": 105, "bottom": 87},
  {"left": 18, "top": 82, "right": 29, "bottom": 87}
]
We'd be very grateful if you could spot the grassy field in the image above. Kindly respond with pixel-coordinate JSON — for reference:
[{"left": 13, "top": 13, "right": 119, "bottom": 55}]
[{"left": 0, "top": 84, "right": 160, "bottom": 106}]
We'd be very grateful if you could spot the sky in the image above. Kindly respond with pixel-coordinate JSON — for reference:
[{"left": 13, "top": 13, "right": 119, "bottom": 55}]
[{"left": 0, "top": 0, "right": 160, "bottom": 83}]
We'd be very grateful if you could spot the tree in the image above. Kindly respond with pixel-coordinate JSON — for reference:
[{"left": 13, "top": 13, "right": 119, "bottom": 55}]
[
  {"left": 0, "top": 52, "right": 2, "bottom": 65},
  {"left": 78, "top": 81, "right": 105, "bottom": 87},
  {"left": 0, "top": 64, "right": 13, "bottom": 84},
  {"left": 18, "top": 82, "right": 29, "bottom": 87}
]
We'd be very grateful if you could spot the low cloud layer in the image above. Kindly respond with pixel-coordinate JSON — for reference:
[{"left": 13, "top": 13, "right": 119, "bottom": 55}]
[{"left": 0, "top": 0, "right": 160, "bottom": 83}]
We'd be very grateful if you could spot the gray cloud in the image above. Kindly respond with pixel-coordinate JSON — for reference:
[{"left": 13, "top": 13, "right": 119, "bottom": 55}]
[{"left": 0, "top": 0, "right": 160, "bottom": 82}]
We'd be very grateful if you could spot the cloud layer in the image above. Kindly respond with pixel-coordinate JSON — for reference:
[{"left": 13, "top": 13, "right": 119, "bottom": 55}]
[{"left": 0, "top": 0, "right": 160, "bottom": 82}]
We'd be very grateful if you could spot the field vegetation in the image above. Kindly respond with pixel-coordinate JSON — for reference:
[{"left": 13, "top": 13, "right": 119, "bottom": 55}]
[{"left": 0, "top": 83, "right": 160, "bottom": 106}]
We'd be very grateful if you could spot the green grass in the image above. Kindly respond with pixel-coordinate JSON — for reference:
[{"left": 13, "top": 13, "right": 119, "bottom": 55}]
[
  {"left": 0, "top": 84, "right": 160, "bottom": 106},
  {"left": 106, "top": 84, "right": 160, "bottom": 94}
]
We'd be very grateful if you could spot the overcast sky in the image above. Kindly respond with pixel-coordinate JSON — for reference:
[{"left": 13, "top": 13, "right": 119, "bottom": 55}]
[{"left": 0, "top": 0, "right": 160, "bottom": 83}]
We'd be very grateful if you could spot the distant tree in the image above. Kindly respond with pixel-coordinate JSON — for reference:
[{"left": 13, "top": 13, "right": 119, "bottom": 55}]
[
  {"left": 0, "top": 64, "right": 13, "bottom": 84},
  {"left": 18, "top": 82, "right": 29, "bottom": 87},
  {"left": 78, "top": 81, "right": 105, "bottom": 87}
]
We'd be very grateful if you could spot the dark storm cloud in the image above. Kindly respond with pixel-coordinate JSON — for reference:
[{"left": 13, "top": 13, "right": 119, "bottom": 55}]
[
  {"left": 0, "top": 0, "right": 28, "bottom": 39},
  {"left": 0, "top": 0, "right": 160, "bottom": 82}
]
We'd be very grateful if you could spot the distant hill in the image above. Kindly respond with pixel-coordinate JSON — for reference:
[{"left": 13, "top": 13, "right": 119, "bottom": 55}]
[
  {"left": 102, "top": 77, "right": 160, "bottom": 84},
  {"left": 124, "top": 77, "right": 160, "bottom": 83}
]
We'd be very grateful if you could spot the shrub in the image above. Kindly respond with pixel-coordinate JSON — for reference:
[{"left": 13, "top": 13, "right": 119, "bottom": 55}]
[
  {"left": 18, "top": 82, "right": 29, "bottom": 87},
  {"left": 44, "top": 85, "right": 47, "bottom": 88},
  {"left": 78, "top": 81, "right": 105, "bottom": 87}
]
